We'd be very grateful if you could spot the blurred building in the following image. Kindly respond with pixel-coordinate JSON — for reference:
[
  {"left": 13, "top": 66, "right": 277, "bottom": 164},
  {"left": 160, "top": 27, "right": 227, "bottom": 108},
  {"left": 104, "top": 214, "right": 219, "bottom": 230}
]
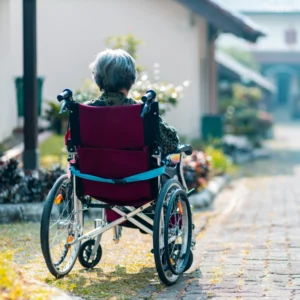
[
  {"left": 216, "top": 49, "right": 276, "bottom": 112},
  {"left": 0, "top": 0, "right": 265, "bottom": 143},
  {"left": 216, "top": 0, "right": 300, "bottom": 111}
]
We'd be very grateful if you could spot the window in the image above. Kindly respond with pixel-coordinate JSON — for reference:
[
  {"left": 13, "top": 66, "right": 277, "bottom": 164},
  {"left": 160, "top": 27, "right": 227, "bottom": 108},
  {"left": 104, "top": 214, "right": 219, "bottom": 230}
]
[{"left": 285, "top": 28, "right": 297, "bottom": 45}]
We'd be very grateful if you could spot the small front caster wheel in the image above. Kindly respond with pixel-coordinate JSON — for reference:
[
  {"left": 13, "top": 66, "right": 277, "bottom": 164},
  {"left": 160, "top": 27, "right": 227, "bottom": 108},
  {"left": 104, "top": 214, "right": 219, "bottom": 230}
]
[{"left": 78, "top": 240, "right": 102, "bottom": 269}]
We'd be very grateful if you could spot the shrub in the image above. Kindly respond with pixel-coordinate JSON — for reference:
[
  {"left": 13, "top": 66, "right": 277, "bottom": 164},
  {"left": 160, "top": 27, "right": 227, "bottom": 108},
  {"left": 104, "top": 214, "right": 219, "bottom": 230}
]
[
  {"left": 220, "top": 84, "right": 273, "bottom": 145},
  {"left": 171, "top": 151, "right": 211, "bottom": 191},
  {"left": 44, "top": 101, "right": 69, "bottom": 134},
  {"left": 0, "top": 159, "right": 65, "bottom": 204},
  {"left": 205, "top": 146, "right": 231, "bottom": 175}
]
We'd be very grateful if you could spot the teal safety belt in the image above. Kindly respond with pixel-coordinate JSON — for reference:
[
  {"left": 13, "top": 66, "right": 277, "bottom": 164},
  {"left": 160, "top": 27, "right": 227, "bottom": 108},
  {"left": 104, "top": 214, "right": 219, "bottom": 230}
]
[{"left": 70, "top": 165, "right": 165, "bottom": 184}]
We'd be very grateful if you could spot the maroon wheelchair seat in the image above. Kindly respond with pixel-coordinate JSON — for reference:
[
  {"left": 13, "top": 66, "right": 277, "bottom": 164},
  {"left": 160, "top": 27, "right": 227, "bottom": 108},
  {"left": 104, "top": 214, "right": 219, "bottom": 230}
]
[{"left": 68, "top": 102, "right": 160, "bottom": 206}]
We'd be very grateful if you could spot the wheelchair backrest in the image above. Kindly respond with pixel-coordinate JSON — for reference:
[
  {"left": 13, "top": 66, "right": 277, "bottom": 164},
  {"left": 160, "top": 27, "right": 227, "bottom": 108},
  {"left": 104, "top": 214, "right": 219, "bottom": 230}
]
[{"left": 67, "top": 102, "right": 161, "bottom": 205}]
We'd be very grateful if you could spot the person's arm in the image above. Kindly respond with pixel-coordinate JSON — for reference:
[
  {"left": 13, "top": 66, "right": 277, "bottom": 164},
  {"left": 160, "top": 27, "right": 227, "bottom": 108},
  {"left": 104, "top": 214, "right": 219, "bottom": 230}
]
[{"left": 158, "top": 117, "right": 180, "bottom": 157}]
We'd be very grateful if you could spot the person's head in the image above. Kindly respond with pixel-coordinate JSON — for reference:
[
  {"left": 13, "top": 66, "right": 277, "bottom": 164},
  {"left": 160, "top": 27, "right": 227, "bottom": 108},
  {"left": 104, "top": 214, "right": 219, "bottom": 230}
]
[{"left": 89, "top": 49, "right": 136, "bottom": 93}]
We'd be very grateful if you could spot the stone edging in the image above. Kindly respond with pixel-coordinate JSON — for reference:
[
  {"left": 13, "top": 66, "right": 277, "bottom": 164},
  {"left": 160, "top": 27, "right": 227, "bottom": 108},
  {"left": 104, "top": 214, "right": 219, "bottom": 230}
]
[
  {"left": 189, "top": 174, "right": 230, "bottom": 208},
  {"left": 0, "top": 202, "right": 44, "bottom": 224},
  {"left": 0, "top": 202, "right": 104, "bottom": 224}
]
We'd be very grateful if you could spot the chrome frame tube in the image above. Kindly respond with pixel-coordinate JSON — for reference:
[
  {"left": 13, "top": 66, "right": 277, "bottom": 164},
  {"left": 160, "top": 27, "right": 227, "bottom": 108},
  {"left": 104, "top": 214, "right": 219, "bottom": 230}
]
[
  {"left": 73, "top": 174, "right": 83, "bottom": 237},
  {"left": 68, "top": 201, "right": 154, "bottom": 245},
  {"left": 179, "top": 153, "right": 188, "bottom": 191},
  {"left": 124, "top": 206, "right": 154, "bottom": 226},
  {"left": 113, "top": 207, "right": 153, "bottom": 235}
]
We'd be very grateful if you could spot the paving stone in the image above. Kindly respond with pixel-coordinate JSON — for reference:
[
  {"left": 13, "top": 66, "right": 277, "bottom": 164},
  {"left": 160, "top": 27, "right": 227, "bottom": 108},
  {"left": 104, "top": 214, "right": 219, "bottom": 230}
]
[
  {"left": 263, "top": 290, "right": 293, "bottom": 298},
  {"left": 267, "top": 274, "right": 290, "bottom": 283},
  {"left": 147, "top": 124, "right": 300, "bottom": 299}
]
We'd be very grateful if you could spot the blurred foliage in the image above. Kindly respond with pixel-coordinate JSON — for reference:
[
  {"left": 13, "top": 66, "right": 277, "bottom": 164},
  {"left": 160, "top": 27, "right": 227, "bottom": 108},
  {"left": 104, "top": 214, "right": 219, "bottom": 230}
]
[
  {"left": 130, "top": 68, "right": 190, "bottom": 115},
  {"left": 171, "top": 151, "right": 211, "bottom": 191},
  {"left": 39, "top": 134, "right": 67, "bottom": 168},
  {"left": 0, "top": 159, "right": 65, "bottom": 204},
  {"left": 205, "top": 146, "right": 231, "bottom": 175},
  {"left": 0, "top": 143, "right": 8, "bottom": 157},
  {"left": 220, "top": 84, "right": 273, "bottom": 146},
  {"left": 221, "top": 47, "right": 260, "bottom": 71},
  {"left": 0, "top": 250, "right": 54, "bottom": 299},
  {"left": 73, "top": 79, "right": 100, "bottom": 103},
  {"left": 44, "top": 100, "right": 69, "bottom": 134},
  {"left": 106, "top": 34, "right": 142, "bottom": 60}
]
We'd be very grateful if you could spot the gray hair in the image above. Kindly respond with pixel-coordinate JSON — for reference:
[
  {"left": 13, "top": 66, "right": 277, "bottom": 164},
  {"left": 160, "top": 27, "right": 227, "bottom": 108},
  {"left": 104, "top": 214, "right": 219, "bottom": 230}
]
[{"left": 89, "top": 49, "right": 136, "bottom": 92}]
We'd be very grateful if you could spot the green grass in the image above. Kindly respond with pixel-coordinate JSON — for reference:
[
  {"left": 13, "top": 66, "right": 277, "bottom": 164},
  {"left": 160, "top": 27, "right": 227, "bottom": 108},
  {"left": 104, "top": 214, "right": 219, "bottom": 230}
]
[
  {"left": 0, "top": 222, "right": 164, "bottom": 299},
  {"left": 39, "top": 134, "right": 66, "bottom": 168}
]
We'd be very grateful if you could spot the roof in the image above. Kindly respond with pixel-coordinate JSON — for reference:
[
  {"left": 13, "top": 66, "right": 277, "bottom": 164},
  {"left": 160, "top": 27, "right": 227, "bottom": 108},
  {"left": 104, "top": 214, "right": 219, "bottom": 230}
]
[
  {"left": 216, "top": 50, "right": 276, "bottom": 93},
  {"left": 177, "top": 0, "right": 266, "bottom": 43},
  {"left": 253, "top": 51, "right": 300, "bottom": 64}
]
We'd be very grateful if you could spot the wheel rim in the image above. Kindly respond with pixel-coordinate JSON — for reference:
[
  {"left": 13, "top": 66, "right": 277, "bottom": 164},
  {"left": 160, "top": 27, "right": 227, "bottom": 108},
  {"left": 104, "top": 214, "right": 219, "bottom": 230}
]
[
  {"left": 164, "top": 189, "right": 191, "bottom": 275},
  {"left": 83, "top": 243, "right": 94, "bottom": 262},
  {"left": 48, "top": 179, "right": 81, "bottom": 274},
  {"left": 157, "top": 183, "right": 181, "bottom": 283},
  {"left": 79, "top": 240, "right": 102, "bottom": 268}
]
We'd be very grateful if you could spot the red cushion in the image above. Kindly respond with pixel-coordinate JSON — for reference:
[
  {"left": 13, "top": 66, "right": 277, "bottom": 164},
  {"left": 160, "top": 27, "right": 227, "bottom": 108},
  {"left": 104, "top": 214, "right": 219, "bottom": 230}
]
[
  {"left": 79, "top": 104, "right": 144, "bottom": 149},
  {"left": 64, "top": 129, "right": 71, "bottom": 145},
  {"left": 77, "top": 146, "right": 153, "bottom": 204}
]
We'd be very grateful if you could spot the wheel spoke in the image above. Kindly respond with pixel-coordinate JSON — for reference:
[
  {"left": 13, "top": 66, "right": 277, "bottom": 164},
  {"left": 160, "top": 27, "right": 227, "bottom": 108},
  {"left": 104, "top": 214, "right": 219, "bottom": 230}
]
[{"left": 40, "top": 175, "right": 82, "bottom": 277}]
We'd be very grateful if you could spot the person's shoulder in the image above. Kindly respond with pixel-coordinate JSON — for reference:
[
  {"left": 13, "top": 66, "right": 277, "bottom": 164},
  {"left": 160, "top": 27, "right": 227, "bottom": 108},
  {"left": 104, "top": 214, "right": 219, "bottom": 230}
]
[
  {"left": 125, "top": 97, "right": 142, "bottom": 105},
  {"left": 84, "top": 98, "right": 106, "bottom": 106}
]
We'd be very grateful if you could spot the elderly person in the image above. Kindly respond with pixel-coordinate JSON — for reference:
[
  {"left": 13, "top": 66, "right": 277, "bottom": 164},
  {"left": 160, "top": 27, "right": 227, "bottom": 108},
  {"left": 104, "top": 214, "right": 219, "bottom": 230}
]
[{"left": 85, "top": 49, "right": 180, "bottom": 158}]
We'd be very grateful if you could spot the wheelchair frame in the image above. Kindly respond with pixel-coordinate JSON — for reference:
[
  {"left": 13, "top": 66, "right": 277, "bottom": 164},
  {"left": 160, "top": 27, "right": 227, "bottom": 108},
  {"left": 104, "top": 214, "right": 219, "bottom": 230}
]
[
  {"left": 67, "top": 151, "right": 187, "bottom": 246},
  {"left": 40, "top": 88, "right": 195, "bottom": 286}
]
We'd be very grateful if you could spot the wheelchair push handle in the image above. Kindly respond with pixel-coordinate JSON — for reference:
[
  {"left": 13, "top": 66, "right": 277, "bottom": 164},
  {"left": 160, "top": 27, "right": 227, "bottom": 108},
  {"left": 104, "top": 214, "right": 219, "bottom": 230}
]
[
  {"left": 141, "top": 89, "right": 156, "bottom": 103},
  {"left": 57, "top": 89, "right": 73, "bottom": 102},
  {"left": 140, "top": 90, "right": 157, "bottom": 118}
]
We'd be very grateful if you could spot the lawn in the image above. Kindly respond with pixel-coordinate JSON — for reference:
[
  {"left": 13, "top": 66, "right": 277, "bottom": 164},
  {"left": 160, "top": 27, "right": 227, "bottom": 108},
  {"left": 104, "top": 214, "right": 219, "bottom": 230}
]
[
  {"left": 39, "top": 134, "right": 66, "bottom": 168},
  {"left": 0, "top": 222, "right": 164, "bottom": 299}
]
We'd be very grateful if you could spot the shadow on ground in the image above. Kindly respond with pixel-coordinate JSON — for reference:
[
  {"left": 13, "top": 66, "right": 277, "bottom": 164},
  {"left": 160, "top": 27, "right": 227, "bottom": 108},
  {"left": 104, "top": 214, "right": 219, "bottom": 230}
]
[{"left": 45, "top": 265, "right": 163, "bottom": 299}]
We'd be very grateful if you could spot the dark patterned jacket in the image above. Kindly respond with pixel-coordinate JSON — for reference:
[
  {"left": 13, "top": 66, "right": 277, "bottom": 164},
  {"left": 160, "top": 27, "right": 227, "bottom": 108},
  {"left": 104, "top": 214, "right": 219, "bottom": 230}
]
[{"left": 85, "top": 92, "right": 180, "bottom": 157}]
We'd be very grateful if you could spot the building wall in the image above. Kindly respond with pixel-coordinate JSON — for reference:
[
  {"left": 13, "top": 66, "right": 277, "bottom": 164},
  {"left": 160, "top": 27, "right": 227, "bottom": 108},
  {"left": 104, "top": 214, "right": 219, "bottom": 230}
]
[
  {"left": 0, "top": 0, "right": 16, "bottom": 142},
  {"left": 217, "top": 13, "right": 300, "bottom": 52},
  {"left": 247, "top": 14, "right": 300, "bottom": 52},
  {"left": 6, "top": 0, "right": 209, "bottom": 140},
  {"left": 216, "top": 12, "right": 300, "bottom": 106}
]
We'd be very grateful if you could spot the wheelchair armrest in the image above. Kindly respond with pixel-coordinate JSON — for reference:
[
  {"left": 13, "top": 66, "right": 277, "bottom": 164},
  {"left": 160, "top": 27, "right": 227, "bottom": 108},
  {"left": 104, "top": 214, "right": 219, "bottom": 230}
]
[{"left": 172, "top": 144, "right": 193, "bottom": 156}]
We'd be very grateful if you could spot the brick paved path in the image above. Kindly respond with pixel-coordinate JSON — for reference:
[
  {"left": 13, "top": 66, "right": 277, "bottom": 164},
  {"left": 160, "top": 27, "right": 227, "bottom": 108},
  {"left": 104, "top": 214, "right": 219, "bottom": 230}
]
[{"left": 156, "top": 122, "right": 300, "bottom": 300}]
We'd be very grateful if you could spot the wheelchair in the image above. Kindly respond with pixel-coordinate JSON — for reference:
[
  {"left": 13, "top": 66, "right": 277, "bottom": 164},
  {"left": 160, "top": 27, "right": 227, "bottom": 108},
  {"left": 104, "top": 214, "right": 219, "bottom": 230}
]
[{"left": 40, "top": 88, "right": 195, "bottom": 286}]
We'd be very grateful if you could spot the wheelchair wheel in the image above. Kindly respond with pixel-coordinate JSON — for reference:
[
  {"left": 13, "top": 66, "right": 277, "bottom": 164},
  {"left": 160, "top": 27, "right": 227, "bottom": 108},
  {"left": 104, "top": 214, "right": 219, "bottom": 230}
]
[
  {"left": 164, "top": 189, "right": 192, "bottom": 275},
  {"left": 153, "top": 179, "right": 188, "bottom": 286},
  {"left": 78, "top": 240, "right": 102, "bottom": 269},
  {"left": 40, "top": 174, "right": 83, "bottom": 278},
  {"left": 185, "top": 250, "right": 194, "bottom": 272}
]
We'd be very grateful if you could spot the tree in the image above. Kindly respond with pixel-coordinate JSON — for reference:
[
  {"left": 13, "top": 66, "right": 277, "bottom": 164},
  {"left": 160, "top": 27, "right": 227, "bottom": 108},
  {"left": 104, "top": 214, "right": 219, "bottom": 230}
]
[{"left": 220, "top": 47, "right": 260, "bottom": 71}]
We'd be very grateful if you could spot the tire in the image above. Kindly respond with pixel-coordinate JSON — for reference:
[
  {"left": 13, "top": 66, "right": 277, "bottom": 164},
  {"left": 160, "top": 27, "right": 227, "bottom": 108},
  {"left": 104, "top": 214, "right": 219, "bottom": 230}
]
[
  {"left": 184, "top": 250, "right": 194, "bottom": 272},
  {"left": 161, "top": 244, "right": 193, "bottom": 272},
  {"left": 164, "top": 189, "right": 192, "bottom": 275},
  {"left": 40, "top": 174, "right": 82, "bottom": 278},
  {"left": 153, "top": 179, "right": 183, "bottom": 286},
  {"left": 78, "top": 240, "right": 102, "bottom": 269}
]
